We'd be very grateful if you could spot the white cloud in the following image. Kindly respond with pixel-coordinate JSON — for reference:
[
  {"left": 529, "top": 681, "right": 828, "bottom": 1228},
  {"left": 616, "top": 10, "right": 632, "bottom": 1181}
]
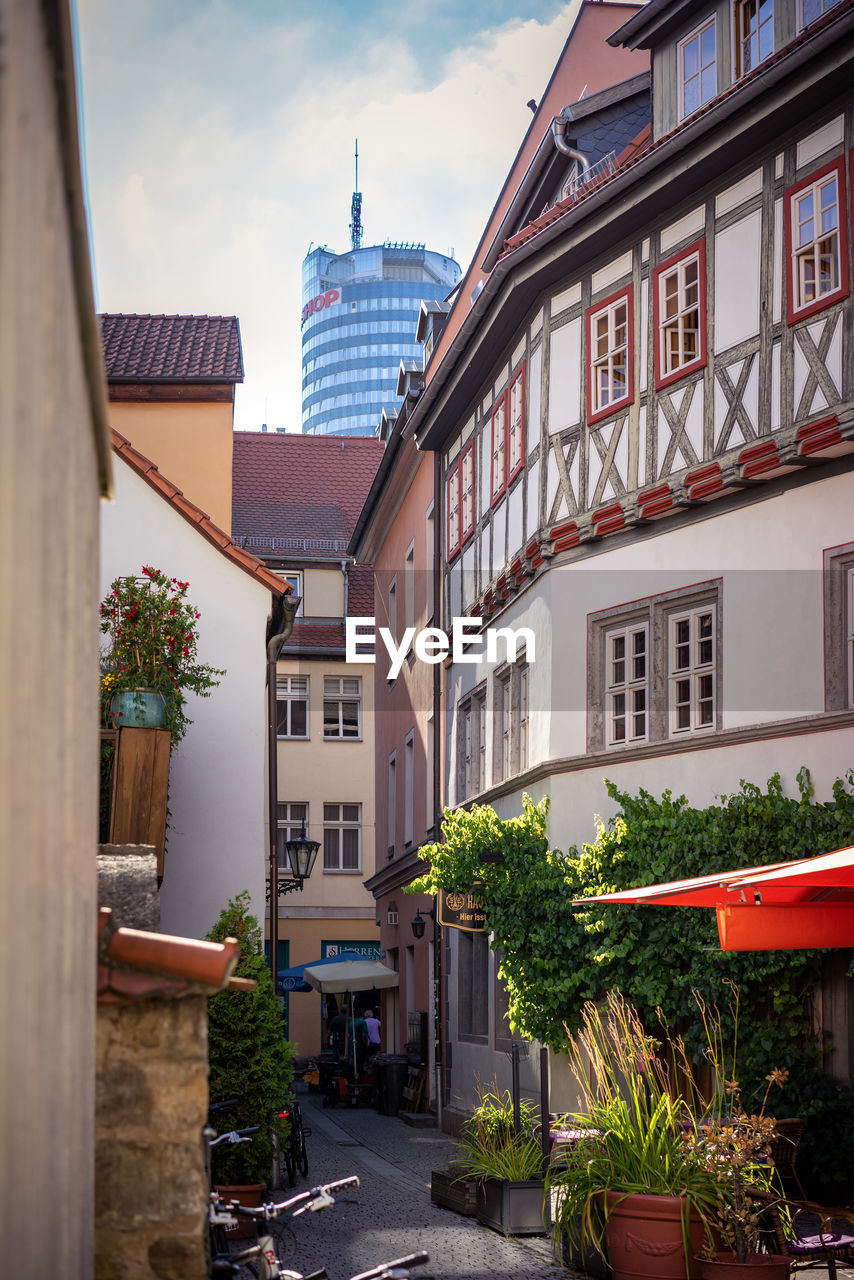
[{"left": 77, "top": 1, "right": 581, "bottom": 431}]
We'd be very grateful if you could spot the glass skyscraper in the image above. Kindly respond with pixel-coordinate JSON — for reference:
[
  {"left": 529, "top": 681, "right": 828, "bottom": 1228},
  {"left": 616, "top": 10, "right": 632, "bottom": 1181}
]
[{"left": 301, "top": 242, "right": 461, "bottom": 437}]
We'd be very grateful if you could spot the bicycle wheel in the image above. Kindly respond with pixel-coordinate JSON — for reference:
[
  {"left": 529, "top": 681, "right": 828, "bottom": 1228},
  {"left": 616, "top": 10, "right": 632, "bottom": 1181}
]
[
  {"left": 295, "top": 1116, "right": 309, "bottom": 1178},
  {"left": 283, "top": 1131, "right": 297, "bottom": 1187}
]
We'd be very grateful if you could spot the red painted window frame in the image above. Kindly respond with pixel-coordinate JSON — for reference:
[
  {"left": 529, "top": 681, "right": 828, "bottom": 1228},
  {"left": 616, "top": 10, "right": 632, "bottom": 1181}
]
[
  {"left": 586, "top": 283, "right": 634, "bottom": 426},
  {"left": 653, "top": 238, "right": 708, "bottom": 392},
  {"left": 506, "top": 364, "right": 526, "bottom": 486},
  {"left": 446, "top": 462, "right": 461, "bottom": 561},
  {"left": 447, "top": 440, "right": 475, "bottom": 562},
  {"left": 784, "top": 155, "right": 849, "bottom": 327},
  {"left": 490, "top": 394, "right": 507, "bottom": 507},
  {"left": 490, "top": 360, "right": 526, "bottom": 505},
  {"left": 459, "top": 440, "right": 475, "bottom": 550}
]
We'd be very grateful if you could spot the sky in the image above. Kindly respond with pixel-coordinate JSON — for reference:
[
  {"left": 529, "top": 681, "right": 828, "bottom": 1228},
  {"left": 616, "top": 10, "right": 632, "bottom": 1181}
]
[{"left": 75, "top": 0, "right": 588, "bottom": 432}]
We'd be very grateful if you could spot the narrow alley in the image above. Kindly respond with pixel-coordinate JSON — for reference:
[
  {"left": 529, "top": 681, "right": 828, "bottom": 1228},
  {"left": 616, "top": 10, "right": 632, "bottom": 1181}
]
[{"left": 263, "top": 1086, "right": 568, "bottom": 1280}]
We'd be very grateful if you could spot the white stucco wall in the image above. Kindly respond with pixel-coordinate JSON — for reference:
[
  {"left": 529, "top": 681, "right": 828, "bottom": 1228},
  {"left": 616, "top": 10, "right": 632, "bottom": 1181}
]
[{"left": 101, "top": 458, "right": 274, "bottom": 939}]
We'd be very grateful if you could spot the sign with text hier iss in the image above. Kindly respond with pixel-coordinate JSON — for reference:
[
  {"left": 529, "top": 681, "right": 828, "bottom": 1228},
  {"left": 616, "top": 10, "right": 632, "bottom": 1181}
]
[{"left": 438, "top": 890, "right": 487, "bottom": 933}]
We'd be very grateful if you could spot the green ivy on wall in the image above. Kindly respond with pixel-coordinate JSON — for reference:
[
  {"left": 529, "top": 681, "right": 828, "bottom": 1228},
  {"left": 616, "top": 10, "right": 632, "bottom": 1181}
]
[{"left": 410, "top": 769, "right": 854, "bottom": 1195}]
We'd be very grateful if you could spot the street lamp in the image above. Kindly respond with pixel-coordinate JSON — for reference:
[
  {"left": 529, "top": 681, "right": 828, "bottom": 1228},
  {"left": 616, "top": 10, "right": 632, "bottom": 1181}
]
[
  {"left": 411, "top": 909, "right": 426, "bottom": 939},
  {"left": 266, "top": 823, "right": 320, "bottom": 901}
]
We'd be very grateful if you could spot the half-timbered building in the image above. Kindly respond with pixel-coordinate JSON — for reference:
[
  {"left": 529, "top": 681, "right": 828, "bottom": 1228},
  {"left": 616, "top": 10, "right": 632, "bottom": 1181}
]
[{"left": 406, "top": 0, "right": 854, "bottom": 1122}]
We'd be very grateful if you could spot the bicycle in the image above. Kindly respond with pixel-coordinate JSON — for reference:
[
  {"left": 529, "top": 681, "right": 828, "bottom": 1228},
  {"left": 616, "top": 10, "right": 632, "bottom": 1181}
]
[
  {"left": 208, "top": 1175, "right": 360, "bottom": 1278},
  {"left": 277, "top": 1092, "right": 310, "bottom": 1186},
  {"left": 349, "top": 1253, "right": 434, "bottom": 1280},
  {"left": 204, "top": 1124, "right": 262, "bottom": 1262}
]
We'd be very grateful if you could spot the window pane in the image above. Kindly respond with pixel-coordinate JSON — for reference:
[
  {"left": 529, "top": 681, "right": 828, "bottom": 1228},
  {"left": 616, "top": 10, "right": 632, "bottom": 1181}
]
[
  {"left": 323, "top": 803, "right": 338, "bottom": 821},
  {"left": 683, "top": 36, "right": 699, "bottom": 78},
  {"left": 342, "top": 829, "right": 359, "bottom": 868},
  {"left": 323, "top": 700, "right": 339, "bottom": 735},
  {"left": 700, "top": 23, "right": 715, "bottom": 63},
  {"left": 341, "top": 701, "right": 360, "bottom": 736},
  {"left": 276, "top": 701, "right": 290, "bottom": 734},
  {"left": 290, "top": 700, "right": 307, "bottom": 736},
  {"left": 342, "top": 803, "right": 359, "bottom": 822},
  {"left": 323, "top": 830, "right": 338, "bottom": 869}
]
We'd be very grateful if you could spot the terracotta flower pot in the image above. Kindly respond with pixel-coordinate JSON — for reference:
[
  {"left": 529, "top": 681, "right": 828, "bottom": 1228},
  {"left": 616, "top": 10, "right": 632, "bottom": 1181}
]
[
  {"left": 605, "top": 1192, "right": 712, "bottom": 1280},
  {"left": 214, "top": 1182, "right": 265, "bottom": 1239},
  {"left": 698, "top": 1253, "right": 791, "bottom": 1280}
]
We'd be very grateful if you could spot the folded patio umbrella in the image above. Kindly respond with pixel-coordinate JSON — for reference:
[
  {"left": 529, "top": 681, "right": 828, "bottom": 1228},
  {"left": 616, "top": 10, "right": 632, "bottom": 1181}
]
[{"left": 573, "top": 844, "right": 854, "bottom": 951}]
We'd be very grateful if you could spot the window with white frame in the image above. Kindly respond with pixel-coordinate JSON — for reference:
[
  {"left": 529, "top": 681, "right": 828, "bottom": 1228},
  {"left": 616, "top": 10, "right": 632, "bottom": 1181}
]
[
  {"left": 426, "top": 503, "right": 435, "bottom": 620},
  {"left": 491, "top": 395, "right": 506, "bottom": 503},
  {"left": 447, "top": 443, "right": 474, "bottom": 561},
  {"left": 734, "top": 0, "right": 773, "bottom": 77},
  {"left": 404, "top": 731, "right": 414, "bottom": 846},
  {"left": 823, "top": 545, "right": 854, "bottom": 710},
  {"left": 588, "top": 583, "right": 721, "bottom": 752},
  {"left": 458, "top": 687, "right": 486, "bottom": 801},
  {"left": 276, "top": 675, "right": 309, "bottom": 738},
  {"left": 322, "top": 802, "right": 361, "bottom": 872},
  {"left": 654, "top": 242, "right": 706, "bottom": 387},
  {"left": 458, "top": 929, "right": 489, "bottom": 1040},
  {"left": 669, "top": 606, "right": 716, "bottom": 735},
  {"left": 605, "top": 622, "right": 649, "bottom": 747},
  {"left": 494, "top": 659, "right": 529, "bottom": 782},
  {"left": 277, "top": 802, "right": 308, "bottom": 867},
  {"left": 802, "top": 0, "right": 836, "bottom": 27},
  {"left": 679, "top": 18, "right": 716, "bottom": 119},
  {"left": 404, "top": 542, "right": 415, "bottom": 633},
  {"left": 387, "top": 752, "right": 396, "bottom": 856},
  {"left": 507, "top": 366, "right": 525, "bottom": 481},
  {"left": 446, "top": 462, "right": 461, "bottom": 558},
  {"left": 278, "top": 570, "right": 304, "bottom": 616},
  {"left": 323, "top": 675, "right": 361, "bottom": 739},
  {"left": 588, "top": 288, "right": 632, "bottom": 421},
  {"left": 786, "top": 160, "right": 847, "bottom": 322}
]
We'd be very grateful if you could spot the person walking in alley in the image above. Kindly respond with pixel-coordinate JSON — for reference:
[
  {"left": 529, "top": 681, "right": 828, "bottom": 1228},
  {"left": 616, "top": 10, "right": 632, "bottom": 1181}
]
[{"left": 365, "top": 1008, "right": 381, "bottom": 1058}]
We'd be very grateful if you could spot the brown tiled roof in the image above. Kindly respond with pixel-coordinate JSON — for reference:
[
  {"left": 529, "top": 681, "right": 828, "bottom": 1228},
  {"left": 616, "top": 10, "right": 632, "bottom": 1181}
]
[
  {"left": 111, "top": 429, "right": 288, "bottom": 599},
  {"left": 97, "top": 907, "right": 247, "bottom": 1004},
  {"left": 100, "top": 314, "right": 244, "bottom": 382},
  {"left": 232, "top": 432, "right": 385, "bottom": 559},
  {"left": 347, "top": 564, "right": 375, "bottom": 617},
  {"left": 284, "top": 621, "right": 347, "bottom": 652}
]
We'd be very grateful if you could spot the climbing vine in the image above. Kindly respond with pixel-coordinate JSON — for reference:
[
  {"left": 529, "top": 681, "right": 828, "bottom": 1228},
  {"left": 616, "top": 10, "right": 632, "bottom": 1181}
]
[{"left": 409, "top": 769, "right": 854, "bottom": 1195}]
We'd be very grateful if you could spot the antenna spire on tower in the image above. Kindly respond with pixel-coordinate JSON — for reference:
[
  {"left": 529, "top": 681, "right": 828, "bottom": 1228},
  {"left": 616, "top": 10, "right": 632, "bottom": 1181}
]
[{"left": 350, "top": 138, "right": 363, "bottom": 251}]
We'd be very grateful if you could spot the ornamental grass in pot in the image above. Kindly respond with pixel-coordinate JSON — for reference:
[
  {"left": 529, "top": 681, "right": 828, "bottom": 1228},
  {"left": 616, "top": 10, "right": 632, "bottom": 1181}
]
[
  {"left": 455, "top": 1083, "right": 548, "bottom": 1236},
  {"left": 549, "top": 992, "right": 723, "bottom": 1280}
]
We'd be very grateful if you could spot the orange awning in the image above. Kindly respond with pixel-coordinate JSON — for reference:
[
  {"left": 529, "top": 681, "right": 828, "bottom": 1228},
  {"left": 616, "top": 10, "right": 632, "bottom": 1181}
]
[{"left": 573, "top": 845, "right": 854, "bottom": 951}]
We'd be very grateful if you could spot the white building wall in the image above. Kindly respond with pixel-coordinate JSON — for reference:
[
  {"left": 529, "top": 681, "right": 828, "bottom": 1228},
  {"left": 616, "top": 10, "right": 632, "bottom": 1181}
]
[{"left": 101, "top": 459, "right": 273, "bottom": 939}]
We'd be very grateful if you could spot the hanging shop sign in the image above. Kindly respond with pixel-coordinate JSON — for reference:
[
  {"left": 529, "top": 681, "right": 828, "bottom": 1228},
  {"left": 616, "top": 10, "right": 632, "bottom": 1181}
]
[{"left": 438, "top": 889, "right": 487, "bottom": 933}]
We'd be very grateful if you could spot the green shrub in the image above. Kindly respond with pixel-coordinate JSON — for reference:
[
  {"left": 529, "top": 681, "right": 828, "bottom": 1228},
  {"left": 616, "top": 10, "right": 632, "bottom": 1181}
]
[
  {"left": 456, "top": 1082, "right": 544, "bottom": 1182},
  {"left": 206, "top": 891, "right": 294, "bottom": 1185}
]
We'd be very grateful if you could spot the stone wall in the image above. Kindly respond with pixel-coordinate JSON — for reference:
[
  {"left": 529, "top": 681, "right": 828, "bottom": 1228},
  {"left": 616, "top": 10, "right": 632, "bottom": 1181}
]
[{"left": 95, "top": 994, "right": 209, "bottom": 1280}]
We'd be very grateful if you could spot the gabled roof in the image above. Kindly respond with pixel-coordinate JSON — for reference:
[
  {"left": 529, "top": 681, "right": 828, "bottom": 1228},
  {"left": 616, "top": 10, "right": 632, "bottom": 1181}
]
[
  {"left": 100, "top": 314, "right": 244, "bottom": 382},
  {"left": 111, "top": 430, "right": 287, "bottom": 598},
  {"left": 232, "top": 432, "right": 385, "bottom": 560}
]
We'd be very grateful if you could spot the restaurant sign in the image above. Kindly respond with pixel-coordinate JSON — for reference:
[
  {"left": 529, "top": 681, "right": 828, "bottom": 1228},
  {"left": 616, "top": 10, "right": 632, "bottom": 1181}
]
[{"left": 438, "top": 889, "right": 487, "bottom": 933}]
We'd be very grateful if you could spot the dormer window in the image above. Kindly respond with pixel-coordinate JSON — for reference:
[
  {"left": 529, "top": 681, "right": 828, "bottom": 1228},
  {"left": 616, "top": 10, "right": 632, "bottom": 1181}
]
[
  {"left": 678, "top": 18, "right": 716, "bottom": 119},
  {"left": 734, "top": 0, "right": 773, "bottom": 78}
]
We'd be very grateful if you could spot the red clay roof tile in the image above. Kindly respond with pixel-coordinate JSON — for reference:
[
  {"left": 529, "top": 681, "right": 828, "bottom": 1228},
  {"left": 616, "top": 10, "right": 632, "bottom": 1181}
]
[
  {"left": 232, "top": 432, "right": 384, "bottom": 559},
  {"left": 97, "top": 907, "right": 248, "bottom": 1003},
  {"left": 111, "top": 429, "right": 288, "bottom": 599},
  {"left": 100, "top": 314, "right": 244, "bottom": 381}
]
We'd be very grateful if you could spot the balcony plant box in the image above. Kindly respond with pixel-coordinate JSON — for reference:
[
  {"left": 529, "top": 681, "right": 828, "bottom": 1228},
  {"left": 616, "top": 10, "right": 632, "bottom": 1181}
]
[
  {"left": 430, "top": 1164, "right": 478, "bottom": 1216},
  {"left": 476, "top": 1176, "right": 548, "bottom": 1236}
]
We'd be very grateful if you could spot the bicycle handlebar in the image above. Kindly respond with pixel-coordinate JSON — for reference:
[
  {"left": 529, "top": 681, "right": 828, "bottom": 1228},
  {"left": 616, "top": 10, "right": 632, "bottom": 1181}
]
[
  {"left": 214, "top": 1176, "right": 360, "bottom": 1223},
  {"left": 209, "top": 1125, "right": 261, "bottom": 1147},
  {"left": 349, "top": 1253, "right": 430, "bottom": 1280}
]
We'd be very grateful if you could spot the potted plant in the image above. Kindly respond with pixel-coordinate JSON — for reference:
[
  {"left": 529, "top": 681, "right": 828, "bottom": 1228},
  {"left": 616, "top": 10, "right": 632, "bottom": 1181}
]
[
  {"left": 454, "top": 1082, "right": 547, "bottom": 1236},
  {"left": 206, "top": 892, "right": 294, "bottom": 1209},
  {"left": 689, "top": 997, "right": 790, "bottom": 1280},
  {"left": 549, "top": 992, "right": 723, "bottom": 1280},
  {"left": 100, "top": 565, "right": 224, "bottom": 742}
]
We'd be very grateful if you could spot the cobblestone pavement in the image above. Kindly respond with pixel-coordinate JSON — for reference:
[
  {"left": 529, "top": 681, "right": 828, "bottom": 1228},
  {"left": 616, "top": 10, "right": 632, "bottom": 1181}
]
[
  {"left": 237, "top": 1085, "right": 853, "bottom": 1280},
  {"left": 263, "top": 1086, "right": 568, "bottom": 1280}
]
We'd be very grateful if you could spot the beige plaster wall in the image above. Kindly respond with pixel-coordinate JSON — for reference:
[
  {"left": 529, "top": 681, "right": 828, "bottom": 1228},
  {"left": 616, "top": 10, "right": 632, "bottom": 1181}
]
[
  {"left": 0, "top": 2, "right": 105, "bottom": 1272},
  {"left": 109, "top": 400, "right": 234, "bottom": 530},
  {"left": 304, "top": 564, "right": 345, "bottom": 617}
]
